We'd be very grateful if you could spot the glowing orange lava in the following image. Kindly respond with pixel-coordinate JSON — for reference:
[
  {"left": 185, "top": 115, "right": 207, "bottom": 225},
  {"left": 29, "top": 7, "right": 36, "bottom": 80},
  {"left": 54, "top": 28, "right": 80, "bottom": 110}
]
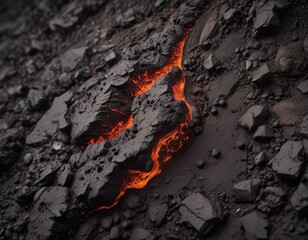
[
  {"left": 94, "top": 32, "right": 192, "bottom": 211},
  {"left": 88, "top": 115, "right": 133, "bottom": 144}
]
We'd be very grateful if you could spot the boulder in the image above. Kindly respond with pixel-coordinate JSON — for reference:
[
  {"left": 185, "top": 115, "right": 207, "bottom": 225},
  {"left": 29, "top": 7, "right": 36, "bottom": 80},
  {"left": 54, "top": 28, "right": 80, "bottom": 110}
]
[{"left": 239, "top": 105, "right": 270, "bottom": 132}]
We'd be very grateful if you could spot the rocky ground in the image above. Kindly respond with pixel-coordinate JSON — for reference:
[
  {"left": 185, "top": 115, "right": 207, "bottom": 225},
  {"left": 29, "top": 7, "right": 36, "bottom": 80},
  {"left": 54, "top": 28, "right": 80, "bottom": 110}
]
[{"left": 1, "top": 0, "right": 308, "bottom": 239}]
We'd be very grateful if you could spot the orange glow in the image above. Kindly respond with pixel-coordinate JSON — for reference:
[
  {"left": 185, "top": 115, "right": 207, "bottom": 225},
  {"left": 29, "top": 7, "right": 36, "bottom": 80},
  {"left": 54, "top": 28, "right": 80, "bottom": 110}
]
[
  {"left": 94, "top": 32, "right": 192, "bottom": 211},
  {"left": 88, "top": 115, "right": 133, "bottom": 144},
  {"left": 131, "top": 34, "right": 187, "bottom": 97}
]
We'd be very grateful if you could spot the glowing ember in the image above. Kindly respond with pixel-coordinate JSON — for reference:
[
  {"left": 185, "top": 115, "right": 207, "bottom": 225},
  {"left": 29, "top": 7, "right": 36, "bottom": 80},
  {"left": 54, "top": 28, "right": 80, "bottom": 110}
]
[{"left": 94, "top": 32, "right": 192, "bottom": 211}]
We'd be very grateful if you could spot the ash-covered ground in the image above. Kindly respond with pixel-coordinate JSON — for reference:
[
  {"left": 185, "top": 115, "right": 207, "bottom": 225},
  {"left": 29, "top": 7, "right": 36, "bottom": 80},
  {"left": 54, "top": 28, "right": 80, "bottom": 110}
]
[{"left": 1, "top": 0, "right": 308, "bottom": 239}]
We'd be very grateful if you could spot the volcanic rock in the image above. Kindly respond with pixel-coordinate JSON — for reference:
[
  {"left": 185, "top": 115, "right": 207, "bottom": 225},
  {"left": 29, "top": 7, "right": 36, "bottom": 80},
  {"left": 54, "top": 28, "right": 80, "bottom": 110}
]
[
  {"left": 298, "top": 115, "right": 308, "bottom": 138},
  {"left": 211, "top": 149, "right": 220, "bottom": 158},
  {"left": 196, "top": 159, "right": 206, "bottom": 169},
  {"left": 60, "top": 47, "right": 88, "bottom": 71},
  {"left": 239, "top": 105, "right": 270, "bottom": 132},
  {"left": 199, "top": 7, "right": 219, "bottom": 44},
  {"left": 223, "top": 9, "right": 241, "bottom": 23},
  {"left": 27, "top": 88, "right": 46, "bottom": 110},
  {"left": 123, "top": 196, "right": 140, "bottom": 211},
  {"left": 252, "top": 64, "right": 271, "bottom": 86},
  {"left": 37, "top": 166, "right": 57, "bottom": 186},
  {"left": 130, "top": 228, "right": 154, "bottom": 240},
  {"left": 253, "top": 0, "right": 290, "bottom": 37},
  {"left": 240, "top": 211, "right": 268, "bottom": 240},
  {"left": 253, "top": 125, "right": 274, "bottom": 141},
  {"left": 232, "top": 179, "right": 261, "bottom": 202},
  {"left": 57, "top": 164, "right": 74, "bottom": 187},
  {"left": 100, "top": 216, "right": 113, "bottom": 230},
  {"left": 290, "top": 183, "right": 308, "bottom": 215},
  {"left": 254, "top": 151, "right": 268, "bottom": 166},
  {"left": 26, "top": 91, "right": 72, "bottom": 146},
  {"left": 270, "top": 141, "right": 305, "bottom": 179},
  {"left": 179, "top": 192, "right": 223, "bottom": 235},
  {"left": 203, "top": 54, "right": 220, "bottom": 72},
  {"left": 298, "top": 80, "right": 308, "bottom": 95},
  {"left": 71, "top": 67, "right": 188, "bottom": 208},
  {"left": 70, "top": 62, "right": 134, "bottom": 143},
  {"left": 26, "top": 187, "right": 79, "bottom": 240},
  {"left": 275, "top": 42, "right": 307, "bottom": 77},
  {"left": 110, "top": 226, "right": 122, "bottom": 240},
  {"left": 148, "top": 203, "right": 168, "bottom": 226}
]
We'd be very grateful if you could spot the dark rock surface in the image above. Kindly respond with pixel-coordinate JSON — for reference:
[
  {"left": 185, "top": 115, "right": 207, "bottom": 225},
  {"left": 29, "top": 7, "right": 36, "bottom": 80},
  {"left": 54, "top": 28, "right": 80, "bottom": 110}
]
[
  {"left": 26, "top": 187, "right": 79, "bottom": 240},
  {"left": 271, "top": 141, "right": 305, "bottom": 180},
  {"left": 240, "top": 211, "right": 268, "bottom": 240},
  {"left": 179, "top": 192, "right": 224, "bottom": 236},
  {"left": 239, "top": 105, "right": 270, "bottom": 132},
  {"left": 232, "top": 179, "right": 261, "bottom": 202},
  {"left": 71, "top": 67, "right": 188, "bottom": 208}
]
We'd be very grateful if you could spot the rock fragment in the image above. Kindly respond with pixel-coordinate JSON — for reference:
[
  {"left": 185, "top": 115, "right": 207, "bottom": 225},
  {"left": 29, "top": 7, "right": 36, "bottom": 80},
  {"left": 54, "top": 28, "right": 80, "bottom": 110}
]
[
  {"left": 110, "top": 226, "right": 122, "bottom": 240},
  {"left": 240, "top": 211, "right": 268, "bottom": 240},
  {"left": 126, "top": 194, "right": 141, "bottom": 210},
  {"left": 199, "top": 8, "right": 219, "bottom": 44},
  {"left": 239, "top": 105, "right": 270, "bottom": 132},
  {"left": 252, "top": 64, "right": 271, "bottom": 86},
  {"left": 290, "top": 183, "right": 308, "bottom": 215},
  {"left": 253, "top": 125, "right": 274, "bottom": 141},
  {"left": 297, "top": 80, "right": 308, "bottom": 95},
  {"left": 60, "top": 47, "right": 88, "bottom": 71},
  {"left": 148, "top": 203, "right": 168, "bottom": 226},
  {"left": 271, "top": 141, "right": 304, "bottom": 179},
  {"left": 26, "top": 91, "right": 72, "bottom": 146},
  {"left": 203, "top": 54, "right": 220, "bottom": 72},
  {"left": 232, "top": 179, "right": 261, "bottom": 202},
  {"left": 254, "top": 151, "right": 267, "bottom": 166},
  {"left": 179, "top": 193, "right": 223, "bottom": 235},
  {"left": 130, "top": 228, "right": 154, "bottom": 240},
  {"left": 26, "top": 187, "right": 79, "bottom": 240},
  {"left": 57, "top": 164, "right": 74, "bottom": 187}
]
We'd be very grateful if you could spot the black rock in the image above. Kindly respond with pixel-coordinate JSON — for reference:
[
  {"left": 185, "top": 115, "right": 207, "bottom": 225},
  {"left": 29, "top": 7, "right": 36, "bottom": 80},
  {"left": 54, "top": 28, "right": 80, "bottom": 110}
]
[
  {"left": 126, "top": 194, "right": 141, "bottom": 210},
  {"left": 57, "top": 164, "right": 74, "bottom": 187},
  {"left": 232, "top": 179, "right": 261, "bottom": 202},
  {"left": 148, "top": 203, "right": 168, "bottom": 226},
  {"left": 271, "top": 141, "right": 305, "bottom": 179},
  {"left": 109, "top": 226, "right": 122, "bottom": 240},
  {"left": 26, "top": 187, "right": 79, "bottom": 240},
  {"left": 99, "top": 216, "right": 113, "bottom": 230},
  {"left": 211, "top": 149, "right": 220, "bottom": 158},
  {"left": 240, "top": 211, "right": 268, "bottom": 240},
  {"left": 179, "top": 193, "right": 223, "bottom": 236},
  {"left": 26, "top": 91, "right": 72, "bottom": 146},
  {"left": 252, "top": 64, "right": 271, "bottom": 86},
  {"left": 23, "top": 153, "right": 33, "bottom": 166},
  {"left": 203, "top": 54, "right": 220, "bottom": 72},
  {"left": 71, "top": 68, "right": 189, "bottom": 209},
  {"left": 37, "top": 166, "right": 57, "bottom": 186},
  {"left": 239, "top": 105, "right": 270, "bottom": 132},
  {"left": 290, "top": 183, "right": 308, "bottom": 215},
  {"left": 196, "top": 159, "right": 206, "bottom": 169},
  {"left": 254, "top": 151, "right": 267, "bottom": 166},
  {"left": 253, "top": 125, "right": 274, "bottom": 141},
  {"left": 129, "top": 227, "right": 154, "bottom": 240}
]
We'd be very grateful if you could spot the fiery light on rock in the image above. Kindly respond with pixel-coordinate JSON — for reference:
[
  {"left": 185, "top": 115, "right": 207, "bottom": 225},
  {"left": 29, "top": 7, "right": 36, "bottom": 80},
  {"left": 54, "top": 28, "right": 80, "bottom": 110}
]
[{"left": 94, "top": 32, "right": 192, "bottom": 211}]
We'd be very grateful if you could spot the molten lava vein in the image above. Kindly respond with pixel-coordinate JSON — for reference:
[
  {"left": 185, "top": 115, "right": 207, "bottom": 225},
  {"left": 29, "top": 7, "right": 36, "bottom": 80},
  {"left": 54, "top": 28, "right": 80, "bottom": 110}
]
[{"left": 95, "top": 32, "right": 192, "bottom": 211}]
